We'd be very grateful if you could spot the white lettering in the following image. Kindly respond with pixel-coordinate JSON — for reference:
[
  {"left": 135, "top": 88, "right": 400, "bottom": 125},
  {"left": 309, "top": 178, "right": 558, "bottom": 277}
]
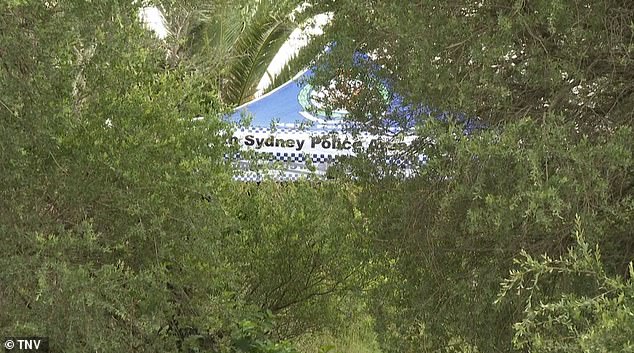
[{"left": 18, "top": 339, "right": 41, "bottom": 350}]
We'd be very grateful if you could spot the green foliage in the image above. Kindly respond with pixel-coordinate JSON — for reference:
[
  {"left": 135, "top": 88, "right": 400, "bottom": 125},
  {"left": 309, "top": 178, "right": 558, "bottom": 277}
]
[
  {"left": 498, "top": 216, "right": 634, "bottom": 353},
  {"left": 310, "top": 0, "right": 634, "bottom": 130},
  {"left": 1, "top": 1, "right": 239, "bottom": 351},
  {"left": 339, "top": 118, "right": 633, "bottom": 353},
  {"left": 305, "top": 3, "right": 633, "bottom": 349},
  {"left": 0, "top": 4, "right": 368, "bottom": 349},
  {"left": 3, "top": 1, "right": 634, "bottom": 353},
  {"left": 221, "top": 181, "right": 371, "bottom": 338},
  {"left": 160, "top": 0, "right": 318, "bottom": 105},
  {"left": 295, "top": 305, "right": 382, "bottom": 353},
  {"left": 231, "top": 311, "right": 300, "bottom": 353}
]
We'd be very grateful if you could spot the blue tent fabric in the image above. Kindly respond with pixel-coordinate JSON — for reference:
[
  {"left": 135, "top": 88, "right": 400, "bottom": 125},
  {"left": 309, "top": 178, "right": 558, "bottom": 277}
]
[
  {"left": 229, "top": 69, "right": 355, "bottom": 132},
  {"left": 231, "top": 74, "right": 308, "bottom": 128}
]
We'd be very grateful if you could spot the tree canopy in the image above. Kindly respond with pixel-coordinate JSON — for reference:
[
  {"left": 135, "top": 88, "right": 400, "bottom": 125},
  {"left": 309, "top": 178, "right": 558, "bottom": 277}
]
[{"left": 1, "top": 1, "right": 632, "bottom": 353}]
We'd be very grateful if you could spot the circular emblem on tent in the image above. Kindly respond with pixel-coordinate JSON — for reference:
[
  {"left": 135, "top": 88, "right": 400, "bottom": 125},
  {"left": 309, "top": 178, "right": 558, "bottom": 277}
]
[{"left": 298, "top": 83, "right": 349, "bottom": 120}]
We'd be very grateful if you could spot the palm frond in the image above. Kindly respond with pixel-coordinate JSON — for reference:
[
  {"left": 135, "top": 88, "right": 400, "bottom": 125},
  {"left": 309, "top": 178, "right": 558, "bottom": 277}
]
[
  {"left": 263, "top": 32, "right": 328, "bottom": 94},
  {"left": 160, "top": 0, "right": 313, "bottom": 105},
  {"left": 222, "top": 7, "right": 295, "bottom": 105}
]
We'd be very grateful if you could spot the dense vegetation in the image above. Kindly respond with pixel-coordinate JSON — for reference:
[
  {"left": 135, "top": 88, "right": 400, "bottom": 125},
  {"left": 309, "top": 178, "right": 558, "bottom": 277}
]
[{"left": 1, "top": 1, "right": 632, "bottom": 353}]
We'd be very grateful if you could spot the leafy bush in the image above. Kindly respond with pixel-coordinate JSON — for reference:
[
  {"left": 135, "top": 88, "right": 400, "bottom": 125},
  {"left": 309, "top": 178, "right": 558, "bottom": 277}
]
[{"left": 498, "top": 216, "right": 634, "bottom": 353}]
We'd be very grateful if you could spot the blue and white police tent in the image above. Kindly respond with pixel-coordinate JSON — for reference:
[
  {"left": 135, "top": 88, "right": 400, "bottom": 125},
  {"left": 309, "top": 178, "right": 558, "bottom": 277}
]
[{"left": 227, "top": 68, "right": 418, "bottom": 181}]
